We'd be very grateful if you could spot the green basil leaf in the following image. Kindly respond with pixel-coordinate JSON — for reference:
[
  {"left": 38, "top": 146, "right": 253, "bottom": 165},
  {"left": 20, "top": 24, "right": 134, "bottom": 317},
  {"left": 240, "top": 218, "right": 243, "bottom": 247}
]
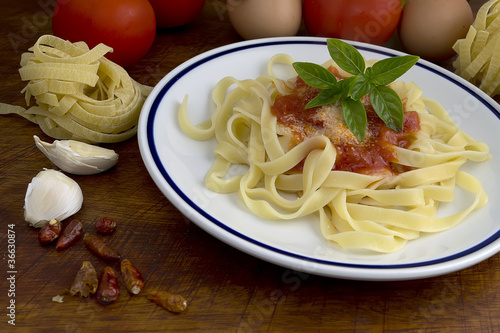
[
  {"left": 339, "top": 76, "right": 359, "bottom": 96},
  {"left": 369, "top": 55, "right": 419, "bottom": 85},
  {"left": 350, "top": 74, "right": 375, "bottom": 100},
  {"left": 369, "top": 85, "right": 404, "bottom": 132},
  {"left": 364, "top": 66, "right": 374, "bottom": 80},
  {"left": 306, "top": 88, "right": 342, "bottom": 109},
  {"left": 293, "top": 62, "right": 338, "bottom": 89},
  {"left": 327, "top": 39, "right": 365, "bottom": 75},
  {"left": 342, "top": 97, "right": 367, "bottom": 142}
]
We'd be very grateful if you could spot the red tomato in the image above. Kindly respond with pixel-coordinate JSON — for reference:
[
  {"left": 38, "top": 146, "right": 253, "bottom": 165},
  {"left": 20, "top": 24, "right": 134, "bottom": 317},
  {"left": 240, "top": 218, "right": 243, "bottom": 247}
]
[
  {"left": 52, "top": 0, "right": 156, "bottom": 68},
  {"left": 148, "top": 0, "right": 206, "bottom": 28},
  {"left": 303, "top": 0, "right": 402, "bottom": 45}
]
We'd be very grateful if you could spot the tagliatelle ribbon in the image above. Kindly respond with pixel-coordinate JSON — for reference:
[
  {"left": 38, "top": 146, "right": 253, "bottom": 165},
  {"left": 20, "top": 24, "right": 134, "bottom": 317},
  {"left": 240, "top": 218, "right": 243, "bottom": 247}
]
[
  {"left": 453, "top": 0, "right": 500, "bottom": 96},
  {"left": 0, "top": 35, "right": 152, "bottom": 143}
]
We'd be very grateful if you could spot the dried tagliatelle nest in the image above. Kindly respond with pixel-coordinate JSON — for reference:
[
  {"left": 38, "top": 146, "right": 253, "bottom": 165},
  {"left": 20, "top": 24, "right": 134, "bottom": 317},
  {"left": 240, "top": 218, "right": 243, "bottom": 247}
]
[
  {"left": 453, "top": 0, "right": 500, "bottom": 97},
  {"left": 0, "top": 35, "right": 152, "bottom": 143}
]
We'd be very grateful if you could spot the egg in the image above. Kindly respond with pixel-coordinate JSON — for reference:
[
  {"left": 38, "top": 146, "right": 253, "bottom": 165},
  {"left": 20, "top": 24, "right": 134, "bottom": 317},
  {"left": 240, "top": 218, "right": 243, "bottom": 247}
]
[
  {"left": 399, "top": 0, "right": 474, "bottom": 61},
  {"left": 227, "top": 0, "right": 302, "bottom": 40}
]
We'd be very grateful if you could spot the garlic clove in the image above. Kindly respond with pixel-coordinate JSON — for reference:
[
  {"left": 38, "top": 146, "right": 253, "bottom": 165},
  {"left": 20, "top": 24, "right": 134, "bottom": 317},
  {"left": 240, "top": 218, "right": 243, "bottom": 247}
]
[
  {"left": 34, "top": 135, "right": 119, "bottom": 175},
  {"left": 24, "top": 169, "right": 83, "bottom": 228}
]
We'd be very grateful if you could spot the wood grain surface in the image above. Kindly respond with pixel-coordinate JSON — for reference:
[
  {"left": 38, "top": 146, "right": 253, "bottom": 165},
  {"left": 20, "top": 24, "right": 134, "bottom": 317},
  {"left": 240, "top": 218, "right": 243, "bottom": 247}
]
[{"left": 1, "top": 0, "right": 499, "bottom": 332}]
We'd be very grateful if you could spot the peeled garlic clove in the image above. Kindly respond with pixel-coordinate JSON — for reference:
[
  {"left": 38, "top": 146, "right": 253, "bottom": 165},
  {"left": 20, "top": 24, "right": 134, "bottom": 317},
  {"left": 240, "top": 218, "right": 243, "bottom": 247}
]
[
  {"left": 34, "top": 135, "right": 119, "bottom": 175},
  {"left": 24, "top": 169, "right": 83, "bottom": 228}
]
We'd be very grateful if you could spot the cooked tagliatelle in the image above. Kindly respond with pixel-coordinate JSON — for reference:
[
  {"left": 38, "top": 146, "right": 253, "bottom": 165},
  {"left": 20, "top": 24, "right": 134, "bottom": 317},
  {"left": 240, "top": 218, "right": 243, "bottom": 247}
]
[
  {"left": 179, "top": 54, "right": 491, "bottom": 253},
  {"left": 0, "top": 35, "right": 152, "bottom": 143}
]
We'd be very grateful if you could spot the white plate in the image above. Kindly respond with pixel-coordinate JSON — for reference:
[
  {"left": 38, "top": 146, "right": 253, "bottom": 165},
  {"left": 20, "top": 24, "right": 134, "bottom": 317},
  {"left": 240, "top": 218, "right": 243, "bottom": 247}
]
[{"left": 138, "top": 37, "right": 500, "bottom": 281}]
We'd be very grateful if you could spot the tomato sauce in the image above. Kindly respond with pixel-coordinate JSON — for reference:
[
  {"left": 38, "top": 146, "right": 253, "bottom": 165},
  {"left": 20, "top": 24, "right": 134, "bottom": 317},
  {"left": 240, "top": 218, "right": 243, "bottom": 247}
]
[{"left": 271, "top": 75, "right": 420, "bottom": 175}]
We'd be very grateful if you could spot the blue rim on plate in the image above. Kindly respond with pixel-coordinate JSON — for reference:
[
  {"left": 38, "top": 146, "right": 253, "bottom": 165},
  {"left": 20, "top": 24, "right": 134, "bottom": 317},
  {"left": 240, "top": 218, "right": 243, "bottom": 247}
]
[{"left": 138, "top": 37, "right": 500, "bottom": 280}]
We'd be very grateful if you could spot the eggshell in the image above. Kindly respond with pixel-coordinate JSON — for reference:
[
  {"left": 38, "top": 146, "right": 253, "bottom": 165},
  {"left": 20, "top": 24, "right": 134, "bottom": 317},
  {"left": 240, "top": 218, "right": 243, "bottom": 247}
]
[
  {"left": 227, "top": 0, "right": 302, "bottom": 40},
  {"left": 399, "top": 0, "right": 474, "bottom": 61}
]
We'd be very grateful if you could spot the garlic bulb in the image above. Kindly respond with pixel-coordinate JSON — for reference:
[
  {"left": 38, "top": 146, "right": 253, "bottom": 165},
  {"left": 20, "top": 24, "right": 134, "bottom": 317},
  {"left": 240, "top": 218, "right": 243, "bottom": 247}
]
[
  {"left": 34, "top": 135, "right": 118, "bottom": 175},
  {"left": 24, "top": 169, "right": 83, "bottom": 228}
]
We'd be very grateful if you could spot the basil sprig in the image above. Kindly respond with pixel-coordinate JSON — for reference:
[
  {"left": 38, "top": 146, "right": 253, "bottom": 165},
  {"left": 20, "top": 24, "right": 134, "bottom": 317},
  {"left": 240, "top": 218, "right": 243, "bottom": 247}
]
[{"left": 292, "top": 39, "right": 419, "bottom": 142}]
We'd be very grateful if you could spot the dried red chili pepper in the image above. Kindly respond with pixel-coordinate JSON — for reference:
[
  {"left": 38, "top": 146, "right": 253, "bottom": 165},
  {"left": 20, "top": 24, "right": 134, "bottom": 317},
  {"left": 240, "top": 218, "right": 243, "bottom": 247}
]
[
  {"left": 70, "top": 261, "right": 99, "bottom": 297},
  {"left": 120, "top": 259, "right": 144, "bottom": 295},
  {"left": 55, "top": 219, "right": 83, "bottom": 250},
  {"left": 83, "top": 234, "right": 121, "bottom": 261},
  {"left": 38, "top": 219, "right": 62, "bottom": 245},
  {"left": 95, "top": 217, "right": 116, "bottom": 235},
  {"left": 96, "top": 266, "right": 120, "bottom": 305},
  {"left": 148, "top": 291, "right": 188, "bottom": 313}
]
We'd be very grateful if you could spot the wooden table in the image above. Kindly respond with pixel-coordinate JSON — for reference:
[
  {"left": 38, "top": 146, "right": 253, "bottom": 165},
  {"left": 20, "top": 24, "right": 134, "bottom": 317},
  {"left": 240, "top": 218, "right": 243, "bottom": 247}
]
[{"left": 1, "top": 1, "right": 498, "bottom": 332}]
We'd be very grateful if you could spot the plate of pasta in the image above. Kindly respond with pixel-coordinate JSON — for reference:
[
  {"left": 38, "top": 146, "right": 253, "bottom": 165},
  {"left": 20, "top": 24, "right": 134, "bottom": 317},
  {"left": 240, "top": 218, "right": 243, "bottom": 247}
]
[{"left": 138, "top": 37, "right": 500, "bottom": 281}]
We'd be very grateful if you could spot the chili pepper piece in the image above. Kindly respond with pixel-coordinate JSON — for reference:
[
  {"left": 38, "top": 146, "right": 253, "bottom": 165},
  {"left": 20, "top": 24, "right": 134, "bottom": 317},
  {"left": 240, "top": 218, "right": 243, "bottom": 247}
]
[
  {"left": 120, "top": 259, "right": 144, "bottom": 295},
  {"left": 70, "top": 261, "right": 99, "bottom": 297},
  {"left": 96, "top": 266, "right": 120, "bottom": 305},
  {"left": 38, "top": 219, "right": 62, "bottom": 245},
  {"left": 83, "top": 234, "right": 121, "bottom": 261},
  {"left": 55, "top": 219, "right": 83, "bottom": 250},
  {"left": 148, "top": 291, "right": 188, "bottom": 313},
  {"left": 95, "top": 217, "right": 116, "bottom": 235}
]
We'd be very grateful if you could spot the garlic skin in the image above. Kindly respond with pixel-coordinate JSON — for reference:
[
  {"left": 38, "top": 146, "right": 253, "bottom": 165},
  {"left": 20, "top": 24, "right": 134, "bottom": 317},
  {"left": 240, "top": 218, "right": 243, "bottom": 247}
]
[
  {"left": 24, "top": 169, "right": 83, "bottom": 228},
  {"left": 34, "top": 135, "right": 119, "bottom": 175}
]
